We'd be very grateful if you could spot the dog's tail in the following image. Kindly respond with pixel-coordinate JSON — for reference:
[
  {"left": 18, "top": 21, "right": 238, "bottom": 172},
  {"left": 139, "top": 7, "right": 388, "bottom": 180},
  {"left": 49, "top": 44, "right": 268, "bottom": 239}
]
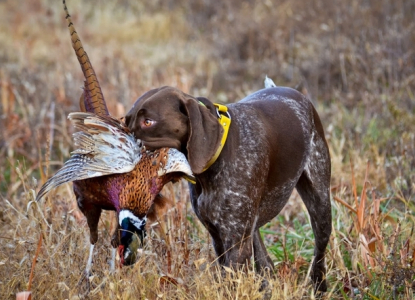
[{"left": 264, "top": 75, "right": 277, "bottom": 88}]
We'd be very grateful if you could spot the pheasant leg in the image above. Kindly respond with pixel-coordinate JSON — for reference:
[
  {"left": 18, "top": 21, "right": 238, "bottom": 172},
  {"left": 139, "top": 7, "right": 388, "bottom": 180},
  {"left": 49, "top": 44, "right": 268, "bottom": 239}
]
[
  {"left": 77, "top": 243, "right": 95, "bottom": 293},
  {"left": 109, "top": 247, "right": 117, "bottom": 272}
]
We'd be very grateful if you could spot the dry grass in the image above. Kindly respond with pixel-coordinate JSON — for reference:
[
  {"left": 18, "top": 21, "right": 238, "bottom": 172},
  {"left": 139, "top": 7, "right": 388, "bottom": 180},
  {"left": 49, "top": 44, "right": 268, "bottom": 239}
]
[{"left": 0, "top": 0, "right": 414, "bottom": 299}]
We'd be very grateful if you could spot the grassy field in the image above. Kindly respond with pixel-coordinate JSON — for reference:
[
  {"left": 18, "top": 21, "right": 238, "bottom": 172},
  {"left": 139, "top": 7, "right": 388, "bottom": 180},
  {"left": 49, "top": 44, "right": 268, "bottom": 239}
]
[{"left": 1, "top": 0, "right": 414, "bottom": 299}]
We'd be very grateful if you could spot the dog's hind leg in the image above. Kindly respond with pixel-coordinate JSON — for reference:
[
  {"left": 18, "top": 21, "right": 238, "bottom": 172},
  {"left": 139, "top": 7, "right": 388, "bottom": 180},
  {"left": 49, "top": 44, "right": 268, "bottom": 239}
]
[{"left": 295, "top": 132, "right": 331, "bottom": 292}]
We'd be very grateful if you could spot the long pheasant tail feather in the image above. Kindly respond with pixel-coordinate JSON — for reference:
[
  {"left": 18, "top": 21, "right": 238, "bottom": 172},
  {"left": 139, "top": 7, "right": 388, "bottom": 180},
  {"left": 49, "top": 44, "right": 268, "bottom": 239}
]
[
  {"left": 78, "top": 87, "right": 95, "bottom": 113},
  {"left": 79, "top": 92, "right": 87, "bottom": 112},
  {"left": 63, "top": 0, "right": 109, "bottom": 116},
  {"left": 78, "top": 89, "right": 95, "bottom": 113}
]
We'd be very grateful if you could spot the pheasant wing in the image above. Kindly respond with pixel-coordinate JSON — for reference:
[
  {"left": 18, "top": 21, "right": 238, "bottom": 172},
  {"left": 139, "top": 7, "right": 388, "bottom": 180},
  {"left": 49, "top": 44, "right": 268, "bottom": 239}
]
[{"left": 36, "top": 112, "right": 141, "bottom": 201}]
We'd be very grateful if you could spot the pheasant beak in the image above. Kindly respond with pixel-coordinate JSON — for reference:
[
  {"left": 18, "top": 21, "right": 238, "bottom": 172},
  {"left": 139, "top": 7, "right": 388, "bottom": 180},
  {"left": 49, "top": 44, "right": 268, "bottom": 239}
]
[
  {"left": 118, "top": 245, "right": 125, "bottom": 267},
  {"left": 118, "top": 210, "right": 146, "bottom": 266}
]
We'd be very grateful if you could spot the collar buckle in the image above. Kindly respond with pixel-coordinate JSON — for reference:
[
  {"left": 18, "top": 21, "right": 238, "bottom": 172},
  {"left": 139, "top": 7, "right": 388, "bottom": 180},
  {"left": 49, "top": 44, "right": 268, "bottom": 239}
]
[{"left": 215, "top": 103, "right": 231, "bottom": 121}]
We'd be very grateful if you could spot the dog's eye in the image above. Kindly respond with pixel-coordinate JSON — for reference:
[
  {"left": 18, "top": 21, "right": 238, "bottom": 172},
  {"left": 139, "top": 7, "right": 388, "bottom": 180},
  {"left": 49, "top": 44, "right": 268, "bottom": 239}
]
[{"left": 142, "top": 119, "right": 154, "bottom": 127}]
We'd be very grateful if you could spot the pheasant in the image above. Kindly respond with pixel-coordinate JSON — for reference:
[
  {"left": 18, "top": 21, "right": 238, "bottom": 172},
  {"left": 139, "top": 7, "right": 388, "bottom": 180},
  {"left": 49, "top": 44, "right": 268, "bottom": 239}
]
[{"left": 36, "top": 0, "right": 194, "bottom": 280}]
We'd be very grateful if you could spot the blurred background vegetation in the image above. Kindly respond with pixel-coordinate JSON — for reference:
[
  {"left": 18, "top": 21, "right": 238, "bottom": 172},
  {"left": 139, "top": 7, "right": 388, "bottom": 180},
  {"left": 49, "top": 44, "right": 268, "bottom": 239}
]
[{"left": 0, "top": 0, "right": 414, "bottom": 298}]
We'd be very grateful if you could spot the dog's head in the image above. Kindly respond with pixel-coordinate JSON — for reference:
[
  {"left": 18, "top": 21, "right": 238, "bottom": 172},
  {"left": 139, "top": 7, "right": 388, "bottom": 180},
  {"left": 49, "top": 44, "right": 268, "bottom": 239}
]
[{"left": 125, "top": 86, "right": 223, "bottom": 174}]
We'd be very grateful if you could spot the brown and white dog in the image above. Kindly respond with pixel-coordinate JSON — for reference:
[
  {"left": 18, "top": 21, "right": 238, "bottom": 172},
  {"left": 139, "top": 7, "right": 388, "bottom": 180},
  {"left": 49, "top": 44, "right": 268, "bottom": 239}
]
[{"left": 125, "top": 79, "right": 332, "bottom": 292}]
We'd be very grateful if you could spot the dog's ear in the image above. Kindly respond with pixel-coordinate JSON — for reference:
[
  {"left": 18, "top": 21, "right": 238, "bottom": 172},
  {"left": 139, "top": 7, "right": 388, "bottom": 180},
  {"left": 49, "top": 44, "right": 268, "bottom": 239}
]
[{"left": 183, "top": 98, "right": 223, "bottom": 174}]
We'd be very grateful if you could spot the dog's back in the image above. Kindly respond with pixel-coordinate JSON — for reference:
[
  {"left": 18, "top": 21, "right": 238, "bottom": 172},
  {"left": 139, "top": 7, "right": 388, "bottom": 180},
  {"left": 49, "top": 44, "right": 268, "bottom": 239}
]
[{"left": 218, "top": 87, "right": 316, "bottom": 221}]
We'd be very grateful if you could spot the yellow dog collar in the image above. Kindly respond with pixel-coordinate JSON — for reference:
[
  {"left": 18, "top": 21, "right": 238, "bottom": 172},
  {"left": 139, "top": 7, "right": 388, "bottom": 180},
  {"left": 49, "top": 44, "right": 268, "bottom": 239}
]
[
  {"left": 203, "top": 103, "right": 231, "bottom": 172},
  {"left": 185, "top": 103, "right": 231, "bottom": 184}
]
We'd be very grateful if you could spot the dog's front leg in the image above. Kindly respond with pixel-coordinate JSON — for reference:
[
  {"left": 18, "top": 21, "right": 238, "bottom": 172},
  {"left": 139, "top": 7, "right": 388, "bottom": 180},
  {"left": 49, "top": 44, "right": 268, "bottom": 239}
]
[{"left": 253, "top": 229, "right": 274, "bottom": 273}]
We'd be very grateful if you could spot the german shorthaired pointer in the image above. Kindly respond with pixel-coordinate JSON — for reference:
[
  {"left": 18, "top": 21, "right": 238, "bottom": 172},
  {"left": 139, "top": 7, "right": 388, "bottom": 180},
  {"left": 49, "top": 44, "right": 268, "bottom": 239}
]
[{"left": 125, "top": 80, "right": 332, "bottom": 292}]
